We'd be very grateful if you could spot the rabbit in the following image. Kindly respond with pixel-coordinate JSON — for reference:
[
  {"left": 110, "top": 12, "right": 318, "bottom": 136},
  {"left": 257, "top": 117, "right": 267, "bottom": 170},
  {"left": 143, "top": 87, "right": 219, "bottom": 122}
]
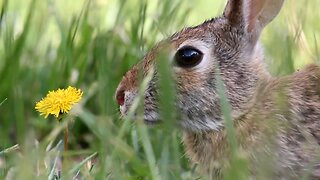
[{"left": 115, "top": 0, "right": 320, "bottom": 179}]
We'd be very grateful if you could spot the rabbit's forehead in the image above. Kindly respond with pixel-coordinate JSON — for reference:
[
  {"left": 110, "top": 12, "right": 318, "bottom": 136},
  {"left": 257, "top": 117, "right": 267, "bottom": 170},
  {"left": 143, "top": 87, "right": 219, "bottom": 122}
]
[
  {"left": 140, "top": 33, "right": 215, "bottom": 70},
  {"left": 169, "top": 17, "right": 226, "bottom": 47},
  {"left": 170, "top": 30, "right": 214, "bottom": 48},
  {"left": 140, "top": 18, "right": 227, "bottom": 73}
]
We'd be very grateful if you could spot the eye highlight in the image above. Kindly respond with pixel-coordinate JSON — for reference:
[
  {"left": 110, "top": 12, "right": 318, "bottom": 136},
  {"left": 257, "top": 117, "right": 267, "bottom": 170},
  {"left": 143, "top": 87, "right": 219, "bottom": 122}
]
[{"left": 174, "top": 46, "right": 203, "bottom": 68}]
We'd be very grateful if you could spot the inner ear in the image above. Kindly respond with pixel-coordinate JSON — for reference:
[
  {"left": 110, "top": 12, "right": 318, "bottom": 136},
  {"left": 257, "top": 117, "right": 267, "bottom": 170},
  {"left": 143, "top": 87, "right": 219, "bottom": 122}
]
[
  {"left": 223, "top": 0, "right": 284, "bottom": 40},
  {"left": 223, "top": 0, "right": 269, "bottom": 32},
  {"left": 223, "top": 0, "right": 245, "bottom": 28},
  {"left": 247, "top": 0, "right": 267, "bottom": 33}
]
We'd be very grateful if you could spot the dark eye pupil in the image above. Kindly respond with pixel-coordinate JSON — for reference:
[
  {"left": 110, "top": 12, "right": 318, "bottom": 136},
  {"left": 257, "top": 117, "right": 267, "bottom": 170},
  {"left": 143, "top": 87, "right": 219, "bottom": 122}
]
[{"left": 174, "top": 46, "right": 203, "bottom": 68}]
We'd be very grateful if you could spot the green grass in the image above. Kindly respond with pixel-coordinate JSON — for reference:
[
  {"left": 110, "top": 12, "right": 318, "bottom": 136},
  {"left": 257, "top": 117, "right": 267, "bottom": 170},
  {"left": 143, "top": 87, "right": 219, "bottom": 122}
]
[{"left": 0, "top": 0, "right": 319, "bottom": 179}]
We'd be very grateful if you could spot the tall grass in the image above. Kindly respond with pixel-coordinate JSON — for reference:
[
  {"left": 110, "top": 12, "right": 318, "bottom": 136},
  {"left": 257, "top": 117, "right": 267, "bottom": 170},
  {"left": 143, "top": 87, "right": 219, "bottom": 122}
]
[{"left": 0, "top": 0, "right": 319, "bottom": 179}]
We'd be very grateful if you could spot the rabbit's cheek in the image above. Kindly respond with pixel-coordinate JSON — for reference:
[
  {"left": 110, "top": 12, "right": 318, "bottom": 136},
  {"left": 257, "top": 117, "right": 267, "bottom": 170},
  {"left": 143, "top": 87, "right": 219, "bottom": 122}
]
[{"left": 143, "top": 86, "right": 161, "bottom": 123}]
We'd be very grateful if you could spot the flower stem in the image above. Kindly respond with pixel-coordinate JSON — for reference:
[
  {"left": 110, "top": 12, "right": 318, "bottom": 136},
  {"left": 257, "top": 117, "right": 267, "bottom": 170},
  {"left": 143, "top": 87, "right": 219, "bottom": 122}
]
[
  {"left": 62, "top": 122, "right": 69, "bottom": 177},
  {"left": 64, "top": 123, "right": 68, "bottom": 152}
]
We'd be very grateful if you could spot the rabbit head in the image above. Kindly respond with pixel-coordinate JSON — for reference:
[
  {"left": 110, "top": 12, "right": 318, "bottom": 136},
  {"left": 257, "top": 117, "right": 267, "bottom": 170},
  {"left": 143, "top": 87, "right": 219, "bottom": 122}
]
[{"left": 115, "top": 0, "right": 284, "bottom": 132}]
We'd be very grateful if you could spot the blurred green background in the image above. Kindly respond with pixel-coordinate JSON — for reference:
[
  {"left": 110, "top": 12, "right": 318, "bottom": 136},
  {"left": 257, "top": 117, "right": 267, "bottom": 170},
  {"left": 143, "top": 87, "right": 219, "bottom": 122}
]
[{"left": 0, "top": 0, "right": 319, "bottom": 179}]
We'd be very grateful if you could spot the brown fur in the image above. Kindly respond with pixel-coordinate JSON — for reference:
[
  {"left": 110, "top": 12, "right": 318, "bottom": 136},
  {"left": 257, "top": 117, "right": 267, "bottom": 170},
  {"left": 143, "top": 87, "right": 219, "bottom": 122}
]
[
  {"left": 115, "top": 0, "right": 320, "bottom": 178},
  {"left": 184, "top": 65, "right": 320, "bottom": 178}
]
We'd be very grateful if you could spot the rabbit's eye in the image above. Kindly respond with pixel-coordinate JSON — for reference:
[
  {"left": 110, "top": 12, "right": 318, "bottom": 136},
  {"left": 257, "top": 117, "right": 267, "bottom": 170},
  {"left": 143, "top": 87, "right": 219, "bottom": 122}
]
[{"left": 174, "top": 46, "right": 203, "bottom": 68}]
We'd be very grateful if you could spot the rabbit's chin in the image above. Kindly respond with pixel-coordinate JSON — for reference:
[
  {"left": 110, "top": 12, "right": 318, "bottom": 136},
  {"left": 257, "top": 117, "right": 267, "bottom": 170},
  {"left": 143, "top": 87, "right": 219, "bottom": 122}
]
[
  {"left": 143, "top": 110, "right": 160, "bottom": 125},
  {"left": 179, "top": 115, "right": 224, "bottom": 132}
]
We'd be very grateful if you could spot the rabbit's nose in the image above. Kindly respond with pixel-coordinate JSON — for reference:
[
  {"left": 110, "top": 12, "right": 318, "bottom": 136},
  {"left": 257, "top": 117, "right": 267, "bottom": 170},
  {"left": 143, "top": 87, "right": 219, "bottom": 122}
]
[{"left": 116, "top": 89, "right": 125, "bottom": 106}]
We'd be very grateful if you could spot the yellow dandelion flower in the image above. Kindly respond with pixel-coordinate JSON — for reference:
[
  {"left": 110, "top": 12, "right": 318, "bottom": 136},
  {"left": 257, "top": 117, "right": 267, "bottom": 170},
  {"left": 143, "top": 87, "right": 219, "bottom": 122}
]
[{"left": 35, "top": 86, "right": 83, "bottom": 118}]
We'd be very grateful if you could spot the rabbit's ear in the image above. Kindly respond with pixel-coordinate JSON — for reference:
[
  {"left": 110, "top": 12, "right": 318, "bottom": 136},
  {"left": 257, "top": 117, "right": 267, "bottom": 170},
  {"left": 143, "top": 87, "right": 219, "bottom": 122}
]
[{"left": 223, "top": 0, "right": 284, "bottom": 43}]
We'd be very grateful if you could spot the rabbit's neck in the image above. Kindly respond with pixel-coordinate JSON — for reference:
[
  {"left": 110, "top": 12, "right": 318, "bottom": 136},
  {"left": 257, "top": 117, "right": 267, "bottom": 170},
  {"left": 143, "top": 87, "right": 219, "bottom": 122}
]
[
  {"left": 222, "top": 45, "right": 272, "bottom": 125},
  {"left": 183, "top": 112, "right": 261, "bottom": 173},
  {"left": 183, "top": 64, "right": 320, "bottom": 173},
  {"left": 182, "top": 73, "right": 286, "bottom": 172}
]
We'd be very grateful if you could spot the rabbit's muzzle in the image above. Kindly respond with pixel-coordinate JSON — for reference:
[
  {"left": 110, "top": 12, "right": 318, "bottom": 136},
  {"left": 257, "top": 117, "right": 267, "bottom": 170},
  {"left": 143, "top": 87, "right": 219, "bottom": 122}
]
[{"left": 115, "top": 72, "right": 161, "bottom": 124}]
